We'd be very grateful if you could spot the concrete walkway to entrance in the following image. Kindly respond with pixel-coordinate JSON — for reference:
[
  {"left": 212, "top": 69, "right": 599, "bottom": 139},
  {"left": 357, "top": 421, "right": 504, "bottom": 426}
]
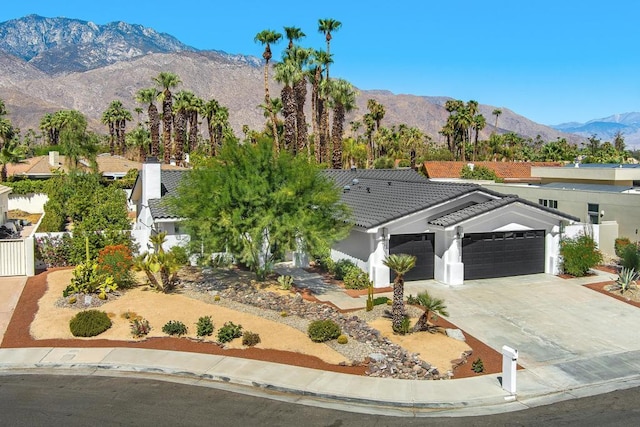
[{"left": 0, "top": 276, "right": 27, "bottom": 344}]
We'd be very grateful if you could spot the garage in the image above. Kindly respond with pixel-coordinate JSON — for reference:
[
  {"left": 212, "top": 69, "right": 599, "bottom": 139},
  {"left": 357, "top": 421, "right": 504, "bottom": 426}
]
[
  {"left": 389, "top": 233, "right": 435, "bottom": 281},
  {"left": 462, "top": 230, "right": 545, "bottom": 280}
]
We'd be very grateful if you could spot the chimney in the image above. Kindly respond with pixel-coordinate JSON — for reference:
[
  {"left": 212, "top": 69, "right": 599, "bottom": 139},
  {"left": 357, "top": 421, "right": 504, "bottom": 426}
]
[
  {"left": 49, "top": 151, "right": 59, "bottom": 166},
  {"left": 142, "top": 156, "right": 162, "bottom": 204}
]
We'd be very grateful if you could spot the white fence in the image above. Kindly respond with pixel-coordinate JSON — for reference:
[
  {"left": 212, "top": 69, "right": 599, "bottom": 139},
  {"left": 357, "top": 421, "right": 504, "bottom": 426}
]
[{"left": 0, "top": 237, "right": 35, "bottom": 277}]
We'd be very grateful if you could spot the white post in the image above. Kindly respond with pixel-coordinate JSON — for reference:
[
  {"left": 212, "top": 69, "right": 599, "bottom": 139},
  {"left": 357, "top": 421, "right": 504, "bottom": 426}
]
[{"left": 501, "top": 345, "right": 518, "bottom": 395}]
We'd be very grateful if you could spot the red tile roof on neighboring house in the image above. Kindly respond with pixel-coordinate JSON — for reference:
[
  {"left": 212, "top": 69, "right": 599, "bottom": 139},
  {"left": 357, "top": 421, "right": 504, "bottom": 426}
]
[{"left": 422, "top": 161, "right": 564, "bottom": 183}]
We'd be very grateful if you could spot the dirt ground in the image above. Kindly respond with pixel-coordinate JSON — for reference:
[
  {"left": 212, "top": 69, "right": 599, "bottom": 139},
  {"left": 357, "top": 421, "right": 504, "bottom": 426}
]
[{"left": 2, "top": 267, "right": 502, "bottom": 378}]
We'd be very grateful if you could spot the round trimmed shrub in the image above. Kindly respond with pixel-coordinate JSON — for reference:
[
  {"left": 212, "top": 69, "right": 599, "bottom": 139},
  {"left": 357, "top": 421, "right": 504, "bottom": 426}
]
[
  {"left": 307, "top": 319, "right": 341, "bottom": 343},
  {"left": 69, "top": 309, "right": 112, "bottom": 337},
  {"left": 162, "top": 320, "right": 188, "bottom": 336},
  {"left": 337, "top": 334, "right": 348, "bottom": 344},
  {"left": 343, "top": 267, "right": 372, "bottom": 290}
]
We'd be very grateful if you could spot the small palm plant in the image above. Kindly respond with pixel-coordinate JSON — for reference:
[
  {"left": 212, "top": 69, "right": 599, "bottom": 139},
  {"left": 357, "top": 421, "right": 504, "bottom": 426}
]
[
  {"left": 410, "top": 291, "right": 449, "bottom": 332},
  {"left": 383, "top": 253, "right": 416, "bottom": 333}
]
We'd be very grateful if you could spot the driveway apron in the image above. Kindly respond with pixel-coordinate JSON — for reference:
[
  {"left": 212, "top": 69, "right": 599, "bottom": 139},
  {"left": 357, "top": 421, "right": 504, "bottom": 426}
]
[{"left": 408, "top": 271, "right": 640, "bottom": 388}]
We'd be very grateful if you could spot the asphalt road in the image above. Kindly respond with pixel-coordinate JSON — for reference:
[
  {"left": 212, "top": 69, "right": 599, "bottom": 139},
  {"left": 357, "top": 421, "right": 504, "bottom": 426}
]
[{"left": 0, "top": 374, "right": 639, "bottom": 426}]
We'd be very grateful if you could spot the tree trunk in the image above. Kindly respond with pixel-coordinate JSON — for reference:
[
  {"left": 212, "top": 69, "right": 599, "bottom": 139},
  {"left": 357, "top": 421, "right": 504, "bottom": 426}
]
[
  {"left": 162, "top": 90, "right": 173, "bottom": 164},
  {"left": 332, "top": 104, "right": 344, "bottom": 169},
  {"left": 391, "top": 278, "right": 405, "bottom": 332},
  {"left": 149, "top": 105, "right": 160, "bottom": 158},
  {"left": 294, "top": 77, "right": 308, "bottom": 157}
]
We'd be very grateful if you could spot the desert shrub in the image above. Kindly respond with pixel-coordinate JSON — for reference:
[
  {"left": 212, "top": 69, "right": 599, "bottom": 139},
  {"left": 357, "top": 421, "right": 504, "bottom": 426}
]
[
  {"left": 560, "top": 234, "right": 603, "bottom": 277},
  {"left": 337, "top": 334, "right": 348, "bottom": 344},
  {"left": 343, "top": 267, "right": 372, "bottom": 290},
  {"left": 130, "top": 318, "right": 151, "bottom": 338},
  {"left": 620, "top": 244, "right": 640, "bottom": 271},
  {"left": 396, "top": 315, "right": 412, "bottom": 335},
  {"left": 317, "top": 255, "right": 335, "bottom": 274},
  {"left": 97, "top": 244, "right": 135, "bottom": 289},
  {"left": 35, "top": 233, "right": 72, "bottom": 267},
  {"left": 169, "top": 245, "right": 190, "bottom": 266},
  {"left": 373, "top": 296, "right": 390, "bottom": 306},
  {"left": 613, "top": 267, "right": 639, "bottom": 294},
  {"left": 277, "top": 275, "right": 294, "bottom": 290},
  {"left": 196, "top": 316, "right": 214, "bottom": 337},
  {"left": 217, "top": 321, "right": 243, "bottom": 343},
  {"left": 162, "top": 320, "right": 188, "bottom": 336},
  {"left": 333, "top": 259, "right": 356, "bottom": 280},
  {"left": 615, "top": 237, "right": 632, "bottom": 257},
  {"left": 69, "top": 309, "right": 112, "bottom": 337},
  {"left": 307, "top": 319, "right": 341, "bottom": 342},
  {"left": 242, "top": 331, "right": 261, "bottom": 346},
  {"left": 472, "top": 358, "right": 485, "bottom": 373}
]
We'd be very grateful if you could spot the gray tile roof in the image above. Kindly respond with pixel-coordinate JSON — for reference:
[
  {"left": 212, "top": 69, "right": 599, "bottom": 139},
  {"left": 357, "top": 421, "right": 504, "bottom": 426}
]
[
  {"left": 150, "top": 170, "right": 188, "bottom": 220},
  {"left": 322, "top": 169, "right": 484, "bottom": 228},
  {"left": 428, "top": 197, "right": 518, "bottom": 227}
]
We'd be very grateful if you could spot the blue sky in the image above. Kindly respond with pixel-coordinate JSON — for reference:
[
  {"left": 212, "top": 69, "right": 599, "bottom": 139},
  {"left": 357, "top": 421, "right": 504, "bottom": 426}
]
[{"left": 1, "top": 0, "right": 638, "bottom": 125}]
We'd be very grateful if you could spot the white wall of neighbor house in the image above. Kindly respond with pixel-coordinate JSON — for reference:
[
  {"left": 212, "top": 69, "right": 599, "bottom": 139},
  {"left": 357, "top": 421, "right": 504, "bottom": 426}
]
[
  {"left": 8, "top": 193, "right": 48, "bottom": 214},
  {"left": 484, "top": 183, "right": 639, "bottom": 251}
]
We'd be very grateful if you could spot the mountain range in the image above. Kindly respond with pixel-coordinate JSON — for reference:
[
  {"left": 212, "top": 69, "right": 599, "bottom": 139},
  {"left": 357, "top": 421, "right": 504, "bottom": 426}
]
[
  {"left": 551, "top": 113, "right": 640, "bottom": 149},
  {"left": 0, "top": 15, "right": 603, "bottom": 148}
]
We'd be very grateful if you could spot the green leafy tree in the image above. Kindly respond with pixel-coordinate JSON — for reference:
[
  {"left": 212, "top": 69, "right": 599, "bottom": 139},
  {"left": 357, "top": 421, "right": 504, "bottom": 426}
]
[
  {"left": 383, "top": 253, "right": 416, "bottom": 333},
  {"left": 169, "top": 138, "right": 352, "bottom": 279},
  {"left": 460, "top": 165, "right": 501, "bottom": 181}
]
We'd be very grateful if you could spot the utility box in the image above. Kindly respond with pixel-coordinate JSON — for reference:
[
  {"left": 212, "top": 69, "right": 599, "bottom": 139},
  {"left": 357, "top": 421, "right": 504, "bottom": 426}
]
[{"left": 501, "top": 345, "right": 518, "bottom": 394}]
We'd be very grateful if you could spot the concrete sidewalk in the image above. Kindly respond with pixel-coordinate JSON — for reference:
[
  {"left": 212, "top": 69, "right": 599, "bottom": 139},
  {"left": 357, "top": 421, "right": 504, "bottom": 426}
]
[{"left": 0, "top": 276, "right": 27, "bottom": 344}]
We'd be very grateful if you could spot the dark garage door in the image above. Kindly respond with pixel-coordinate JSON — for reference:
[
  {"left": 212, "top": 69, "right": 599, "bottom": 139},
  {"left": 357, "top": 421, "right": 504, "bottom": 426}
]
[
  {"left": 462, "top": 230, "right": 545, "bottom": 280},
  {"left": 389, "top": 233, "right": 435, "bottom": 281}
]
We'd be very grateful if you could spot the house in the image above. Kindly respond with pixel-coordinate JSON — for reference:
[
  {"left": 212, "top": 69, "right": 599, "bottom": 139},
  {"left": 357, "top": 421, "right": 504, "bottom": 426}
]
[
  {"left": 422, "top": 161, "right": 564, "bottom": 184},
  {"left": 482, "top": 164, "right": 640, "bottom": 255},
  {"left": 130, "top": 160, "right": 579, "bottom": 287},
  {"left": 327, "top": 169, "right": 578, "bottom": 287},
  {"left": 129, "top": 157, "right": 189, "bottom": 251}
]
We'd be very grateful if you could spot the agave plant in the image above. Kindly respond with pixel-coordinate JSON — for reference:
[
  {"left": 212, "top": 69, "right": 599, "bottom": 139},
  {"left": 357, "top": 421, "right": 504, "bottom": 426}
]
[{"left": 615, "top": 267, "right": 639, "bottom": 294}]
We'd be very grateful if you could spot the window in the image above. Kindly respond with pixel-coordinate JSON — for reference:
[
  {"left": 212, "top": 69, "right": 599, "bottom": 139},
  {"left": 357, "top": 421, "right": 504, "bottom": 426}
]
[
  {"left": 539, "top": 199, "right": 558, "bottom": 209},
  {"left": 588, "top": 203, "right": 599, "bottom": 225}
]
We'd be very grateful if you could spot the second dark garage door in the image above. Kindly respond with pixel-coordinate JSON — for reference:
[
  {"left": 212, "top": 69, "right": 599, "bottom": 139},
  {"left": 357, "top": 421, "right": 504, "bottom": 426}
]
[
  {"left": 462, "top": 230, "right": 545, "bottom": 280},
  {"left": 389, "top": 233, "right": 435, "bottom": 281}
]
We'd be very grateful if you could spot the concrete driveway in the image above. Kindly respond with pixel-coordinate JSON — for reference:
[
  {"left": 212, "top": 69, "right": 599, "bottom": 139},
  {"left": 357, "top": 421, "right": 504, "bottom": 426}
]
[{"left": 406, "top": 271, "right": 640, "bottom": 389}]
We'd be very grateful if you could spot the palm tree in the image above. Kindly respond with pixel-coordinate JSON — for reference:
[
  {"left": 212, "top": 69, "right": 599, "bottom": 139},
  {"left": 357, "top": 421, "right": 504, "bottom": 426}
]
[
  {"left": 203, "top": 98, "right": 230, "bottom": 156},
  {"left": 274, "top": 60, "right": 299, "bottom": 153},
  {"left": 107, "top": 100, "right": 132, "bottom": 156},
  {"left": 290, "top": 46, "right": 311, "bottom": 156},
  {"left": 492, "top": 108, "right": 502, "bottom": 130},
  {"left": 309, "top": 49, "right": 332, "bottom": 162},
  {"left": 318, "top": 18, "right": 341, "bottom": 80},
  {"left": 472, "top": 114, "right": 486, "bottom": 161},
  {"left": 254, "top": 29, "right": 282, "bottom": 152},
  {"left": 411, "top": 291, "right": 449, "bottom": 332},
  {"left": 127, "top": 124, "right": 150, "bottom": 161},
  {"left": 101, "top": 105, "right": 117, "bottom": 155},
  {"left": 366, "top": 99, "right": 386, "bottom": 158},
  {"left": 329, "top": 79, "right": 357, "bottom": 169},
  {"left": 383, "top": 253, "right": 416, "bottom": 333},
  {"left": 172, "top": 90, "right": 193, "bottom": 166},
  {"left": 135, "top": 88, "right": 161, "bottom": 158},
  {"left": 283, "top": 26, "right": 305, "bottom": 50},
  {"left": 0, "top": 138, "right": 25, "bottom": 182},
  {"left": 153, "top": 72, "right": 181, "bottom": 164},
  {"left": 184, "top": 93, "right": 202, "bottom": 154}
]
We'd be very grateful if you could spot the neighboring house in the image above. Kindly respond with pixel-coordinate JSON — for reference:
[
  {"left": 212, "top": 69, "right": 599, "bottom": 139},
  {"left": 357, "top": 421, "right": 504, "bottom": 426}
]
[
  {"left": 129, "top": 158, "right": 188, "bottom": 251},
  {"left": 326, "top": 169, "right": 578, "bottom": 287},
  {"left": 6, "top": 152, "right": 184, "bottom": 180},
  {"left": 422, "top": 161, "right": 563, "bottom": 184},
  {"left": 130, "top": 162, "right": 579, "bottom": 287},
  {"left": 483, "top": 164, "right": 640, "bottom": 255}
]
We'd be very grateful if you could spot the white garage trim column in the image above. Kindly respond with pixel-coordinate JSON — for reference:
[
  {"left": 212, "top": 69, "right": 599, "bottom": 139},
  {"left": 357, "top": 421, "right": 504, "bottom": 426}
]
[
  {"left": 546, "top": 225, "right": 562, "bottom": 274},
  {"left": 437, "top": 228, "right": 464, "bottom": 286},
  {"left": 369, "top": 228, "right": 390, "bottom": 288}
]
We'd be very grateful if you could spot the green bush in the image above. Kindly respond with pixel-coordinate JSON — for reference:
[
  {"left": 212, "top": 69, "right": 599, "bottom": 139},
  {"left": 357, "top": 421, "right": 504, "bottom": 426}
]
[
  {"left": 333, "top": 259, "right": 356, "bottom": 280},
  {"left": 373, "top": 156, "right": 395, "bottom": 169},
  {"left": 396, "top": 316, "right": 412, "bottom": 335},
  {"left": 307, "top": 319, "right": 341, "bottom": 342},
  {"left": 196, "top": 316, "right": 214, "bottom": 337},
  {"left": 317, "top": 255, "right": 335, "bottom": 274},
  {"left": 560, "top": 234, "right": 603, "bottom": 277},
  {"left": 169, "top": 245, "right": 190, "bottom": 266},
  {"left": 242, "top": 331, "right": 261, "bottom": 346},
  {"left": 615, "top": 237, "right": 632, "bottom": 257},
  {"left": 217, "top": 321, "right": 243, "bottom": 343},
  {"left": 373, "top": 296, "right": 390, "bottom": 306},
  {"left": 620, "top": 244, "right": 640, "bottom": 271},
  {"left": 69, "top": 310, "right": 112, "bottom": 337},
  {"left": 162, "top": 320, "right": 188, "bottom": 336},
  {"left": 472, "top": 358, "right": 485, "bottom": 373},
  {"left": 343, "top": 267, "right": 372, "bottom": 290}
]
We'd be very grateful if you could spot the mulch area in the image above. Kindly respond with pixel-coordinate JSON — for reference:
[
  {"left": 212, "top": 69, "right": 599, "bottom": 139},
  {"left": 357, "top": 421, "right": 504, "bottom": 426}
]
[
  {"left": 2, "top": 267, "right": 503, "bottom": 379},
  {"left": 583, "top": 281, "right": 640, "bottom": 309}
]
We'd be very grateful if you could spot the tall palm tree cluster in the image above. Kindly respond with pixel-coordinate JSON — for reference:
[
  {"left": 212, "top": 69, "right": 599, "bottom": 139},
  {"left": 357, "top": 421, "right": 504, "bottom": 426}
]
[
  {"left": 440, "top": 99, "right": 486, "bottom": 162},
  {"left": 255, "top": 19, "right": 358, "bottom": 169},
  {"left": 0, "top": 99, "right": 25, "bottom": 182}
]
